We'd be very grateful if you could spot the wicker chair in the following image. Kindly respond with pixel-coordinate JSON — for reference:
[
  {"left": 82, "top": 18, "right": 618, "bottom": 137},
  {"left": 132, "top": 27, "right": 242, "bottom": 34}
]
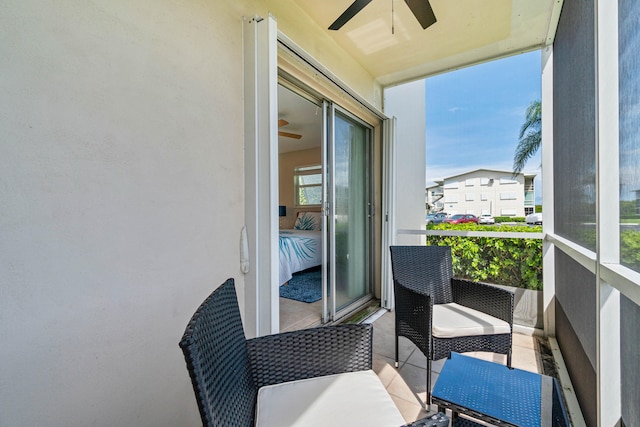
[
  {"left": 179, "top": 278, "right": 403, "bottom": 427},
  {"left": 389, "top": 246, "right": 514, "bottom": 404}
]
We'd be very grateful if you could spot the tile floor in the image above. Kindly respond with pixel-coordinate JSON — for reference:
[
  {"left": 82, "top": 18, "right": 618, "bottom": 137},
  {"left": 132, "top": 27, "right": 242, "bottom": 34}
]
[
  {"left": 368, "top": 310, "right": 544, "bottom": 424},
  {"left": 279, "top": 302, "right": 545, "bottom": 424},
  {"left": 279, "top": 297, "right": 322, "bottom": 332}
]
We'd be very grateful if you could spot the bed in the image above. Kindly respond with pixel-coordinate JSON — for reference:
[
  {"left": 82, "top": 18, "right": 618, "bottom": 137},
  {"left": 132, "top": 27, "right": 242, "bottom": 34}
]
[{"left": 279, "top": 212, "right": 323, "bottom": 286}]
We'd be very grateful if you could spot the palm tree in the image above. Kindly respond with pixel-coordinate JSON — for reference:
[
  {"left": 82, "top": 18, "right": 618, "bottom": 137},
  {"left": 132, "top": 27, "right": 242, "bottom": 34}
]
[{"left": 513, "top": 100, "right": 541, "bottom": 174}]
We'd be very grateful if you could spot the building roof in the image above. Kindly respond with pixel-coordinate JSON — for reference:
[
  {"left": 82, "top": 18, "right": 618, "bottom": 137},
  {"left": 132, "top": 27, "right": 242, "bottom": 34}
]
[{"left": 426, "top": 168, "right": 537, "bottom": 189}]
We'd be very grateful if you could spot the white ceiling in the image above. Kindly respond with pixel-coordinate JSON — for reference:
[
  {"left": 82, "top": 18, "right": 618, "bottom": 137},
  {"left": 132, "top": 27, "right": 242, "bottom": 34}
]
[
  {"left": 295, "top": 0, "right": 561, "bottom": 86},
  {"left": 278, "top": 85, "right": 323, "bottom": 153},
  {"left": 278, "top": 0, "right": 562, "bottom": 153}
]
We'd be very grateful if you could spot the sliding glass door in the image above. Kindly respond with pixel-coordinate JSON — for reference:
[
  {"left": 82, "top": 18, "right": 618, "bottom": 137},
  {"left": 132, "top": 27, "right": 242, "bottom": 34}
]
[{"left": 326, "top": 104, "right": 373, "bottom": 319}]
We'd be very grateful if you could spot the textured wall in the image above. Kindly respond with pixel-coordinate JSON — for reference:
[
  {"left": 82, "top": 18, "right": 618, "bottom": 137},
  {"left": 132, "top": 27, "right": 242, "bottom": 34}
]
[
  {"left": 0, "top": 1, "right": 247, "bottom": 425},
  {"left": 0, "top": 1, "right": 383, "bottom": 425}
]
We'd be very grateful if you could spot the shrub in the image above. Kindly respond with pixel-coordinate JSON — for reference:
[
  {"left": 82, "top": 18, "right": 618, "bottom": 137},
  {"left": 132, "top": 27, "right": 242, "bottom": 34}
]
[
  {"left": 494, "top": 216, "right": 525, "bottom": 223},
  {"left": 621, "top": 229, "right": 640, "bottom": 271},
  {"left": 426, "top": 223, "right": 543, "bottom": 290}
]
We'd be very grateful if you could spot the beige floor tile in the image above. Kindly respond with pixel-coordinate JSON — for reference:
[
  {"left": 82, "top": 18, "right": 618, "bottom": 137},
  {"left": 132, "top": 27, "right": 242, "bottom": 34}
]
[
  {"left": 402, "top": 348, "right": 446, "bottom": 373},
  {"left": 279, "top": 298, "right": 322, "bottom": 332},
  {"left": 405, "top": 347, "right": 427, "bottom": 369},
  {"left": 374, "top": 331, "right": 416, "bottom": 364},
  {"left": 389, "top": 361, "right": 429, "bottom": 403},
  {"left": 372, "top": 310, "right": 395, "bottom": 332},
  {"left": 431, "top": 358, "right": 445, "bottom": 374},
  {"left": 390, "top": 394, "right": 433, "bottom": 424},
  {"left": 512, "top": 332, "right": 537, "bottom": 350},
  {"left": 512, "top": 348, "right": 542, "bottom": 373},
  {"left": 373, "top": 354, "right": 400, "bottom": 387},
  {"left": 463, "top": 351, "right": 508, "bottom": 364}
]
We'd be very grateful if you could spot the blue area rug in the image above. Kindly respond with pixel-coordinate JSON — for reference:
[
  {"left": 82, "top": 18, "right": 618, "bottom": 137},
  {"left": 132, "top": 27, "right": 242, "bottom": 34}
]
[{"left": 280, "top": 267, "right": 322, "bottom": 303}]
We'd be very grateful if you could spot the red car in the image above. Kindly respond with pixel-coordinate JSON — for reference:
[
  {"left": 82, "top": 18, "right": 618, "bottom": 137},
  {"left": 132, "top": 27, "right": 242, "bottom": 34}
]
[{"left": 443, "top": 214, "right": 478, "bottom": 224}]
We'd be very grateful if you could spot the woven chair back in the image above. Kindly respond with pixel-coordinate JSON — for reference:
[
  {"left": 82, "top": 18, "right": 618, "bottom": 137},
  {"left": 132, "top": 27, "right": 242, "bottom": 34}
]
[
  {"left": 390, "top": 245, "right": 454, "bottom": 304},
  {"left": 179, "top": 279, "right": 258, "bottom": 427}
]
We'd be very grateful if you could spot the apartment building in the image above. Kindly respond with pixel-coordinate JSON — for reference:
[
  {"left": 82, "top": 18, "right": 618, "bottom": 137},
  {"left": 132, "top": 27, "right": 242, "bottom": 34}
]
[{"left": 426, "top": 169, "right": 536, "bottom": 217}]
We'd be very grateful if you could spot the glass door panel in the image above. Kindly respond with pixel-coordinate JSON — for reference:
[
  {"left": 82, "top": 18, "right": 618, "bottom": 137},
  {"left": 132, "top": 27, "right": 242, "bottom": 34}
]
[{"left": 330, "top": 108, "right": 373, "bottom": 314}]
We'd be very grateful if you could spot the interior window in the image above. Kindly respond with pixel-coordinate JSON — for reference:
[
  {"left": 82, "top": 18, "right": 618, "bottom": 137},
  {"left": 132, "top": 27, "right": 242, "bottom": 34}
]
[{"left": 294, "top": 165, "right": 322, "bottom": 206}]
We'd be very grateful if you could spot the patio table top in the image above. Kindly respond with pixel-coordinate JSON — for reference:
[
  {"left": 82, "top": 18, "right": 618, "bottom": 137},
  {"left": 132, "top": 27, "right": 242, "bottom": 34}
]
[{"left": 432, "top": 352, "right": 567, "bottom": 427}]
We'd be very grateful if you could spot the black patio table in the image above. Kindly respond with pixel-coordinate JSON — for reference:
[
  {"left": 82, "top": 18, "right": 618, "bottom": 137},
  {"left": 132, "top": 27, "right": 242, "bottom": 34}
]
[{"left": 431, "top": 352, "right": 570, "bottom": 427}]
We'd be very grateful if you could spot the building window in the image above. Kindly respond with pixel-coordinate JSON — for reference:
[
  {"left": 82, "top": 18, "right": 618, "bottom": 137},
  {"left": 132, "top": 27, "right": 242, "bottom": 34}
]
[
  {"left": 480, "top": 177, "right": 490, "bottom": 186},
  {"left": 500, "top": 192, "right": 517, "bottom": 200},
  {"left": 500, "top": 176, "right": 518, "bottom": 185},
  {"left": 444, "top": 194, "right": 459, "bottom": 203},
  {"left": 444, "top": 180, "right": 459, "bottom": 189},
  {"left": 465, "top": 193, "right": 474, "bottom": 201},
  {"left": 294, "top": 165, "right": 322, "bottom": 206},
  {"left": 481, "top": 193, "right": 488, "bottom": 201},
  {"left": 501, "top": 209, "right": 517, "bottom": 216},
  {"left": 465, "top": 178, "right": 477, "bottom": 187}
]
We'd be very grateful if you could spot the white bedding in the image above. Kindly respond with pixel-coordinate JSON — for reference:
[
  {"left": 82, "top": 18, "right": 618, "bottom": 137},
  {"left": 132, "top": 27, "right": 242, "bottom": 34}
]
[{"left": 279, "top": 230, "right": 322, "bottom": 286}]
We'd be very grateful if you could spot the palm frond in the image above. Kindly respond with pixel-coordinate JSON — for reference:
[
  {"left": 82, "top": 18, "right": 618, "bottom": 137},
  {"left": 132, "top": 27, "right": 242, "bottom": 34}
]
[{"left": 513, "top": 100, "right": 542, "bottom": 174}]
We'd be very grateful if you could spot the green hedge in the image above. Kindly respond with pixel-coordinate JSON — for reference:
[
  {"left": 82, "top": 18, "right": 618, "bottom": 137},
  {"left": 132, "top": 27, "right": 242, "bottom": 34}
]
[
  {"left": 426, "top": 223, "right": 543, "bottom": 290},
  {"left": 494, "top": 216, "right": 525, "bottom": 223},
  {"left": 622, "top": 229, "right": 640, "bottom": 271}
]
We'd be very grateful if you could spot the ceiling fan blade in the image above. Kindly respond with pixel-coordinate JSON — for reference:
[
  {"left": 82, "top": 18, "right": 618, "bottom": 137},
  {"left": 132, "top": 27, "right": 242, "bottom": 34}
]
[
  {"left": 279, "top": 131, "right": 302, "bottom": 139},
  {"left": 278, "top": 119, "right": 289, "bottom": 127},
  {"left": 404, "top": 0, "right": 437, "bottom": 29},
  {"left": 328, "top": 0, "right": 373, "bottom": 30}
]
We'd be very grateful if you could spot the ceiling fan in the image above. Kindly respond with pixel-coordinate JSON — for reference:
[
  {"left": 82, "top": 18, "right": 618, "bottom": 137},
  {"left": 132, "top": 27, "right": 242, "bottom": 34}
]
[
  {"left": 328, "top": 0, "right": 437, "bottom": 31},
  {"left": 278, "top": 119, "right": 302, "bottom": 139}
]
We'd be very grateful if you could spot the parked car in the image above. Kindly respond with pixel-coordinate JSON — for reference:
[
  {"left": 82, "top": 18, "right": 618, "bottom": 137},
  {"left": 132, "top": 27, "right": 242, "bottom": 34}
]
[
  {"left": 526, "top": 212, "right": 543, "bottom": 225},
  {"left": 443, "top": 214, "right": 478, "bottom": 224},
  {"left": 478, "top": 214, "right": 495, "bottom": 224},
  {"left": 425, "top": 212, "right": 448, "bottom": 225}
]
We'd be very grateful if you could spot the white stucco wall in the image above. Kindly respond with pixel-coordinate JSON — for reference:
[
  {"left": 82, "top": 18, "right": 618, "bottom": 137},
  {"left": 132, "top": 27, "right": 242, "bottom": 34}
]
[
  {"left": 0, "top": 1, "right": 380, "bottom": 426},
  {"left": 383, "top": 80, "right": 427, "bottom": 244},
  {"left": 441, "top": 170, "right": 527, "bottom": 217},
  {"left": 0, "top": 1, "right": 247, "bottom": 426}
]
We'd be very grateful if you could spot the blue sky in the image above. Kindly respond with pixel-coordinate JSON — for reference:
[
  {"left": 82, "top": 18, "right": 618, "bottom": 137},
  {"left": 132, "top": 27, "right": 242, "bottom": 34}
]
[{"left": 425, "top": 50, "right": 542, "bottom": 193}]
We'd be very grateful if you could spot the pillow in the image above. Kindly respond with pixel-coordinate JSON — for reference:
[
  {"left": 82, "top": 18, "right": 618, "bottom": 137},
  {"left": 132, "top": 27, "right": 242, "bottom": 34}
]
[{"left": 294, "top": 212, "right": 322, "bottom": 231}]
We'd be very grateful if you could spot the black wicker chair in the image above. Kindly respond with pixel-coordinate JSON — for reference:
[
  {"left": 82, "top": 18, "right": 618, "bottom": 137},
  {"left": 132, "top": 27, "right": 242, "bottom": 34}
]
[
  {"left": 179, "top": 278, "right": 399, "bottom": 427},
  {"left": 389, "top": 246, "right": 514, "bottom": 404}
]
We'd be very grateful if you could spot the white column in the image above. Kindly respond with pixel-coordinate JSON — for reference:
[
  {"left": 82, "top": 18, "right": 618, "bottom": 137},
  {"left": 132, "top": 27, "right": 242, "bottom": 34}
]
[
  {"left": 381, "top": 117, "right": 397, "bottom": 309},
  {"left": 595, "top": 0, "right": 621, "bottom": 425},
  {"left": 243, "top": 15, "right": 279, "bottom": 337},
  {"left": 541, "top": 44, "right": 556, "bottom": 336}
]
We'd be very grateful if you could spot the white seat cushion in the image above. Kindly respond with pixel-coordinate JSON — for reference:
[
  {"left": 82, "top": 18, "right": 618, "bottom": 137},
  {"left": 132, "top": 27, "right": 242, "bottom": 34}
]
[
  {"left": 255, "top": 370, "right": 405, "bottom": 427},
  {"left": 432, "top": 302, "right": 511, "bottom": 338}
]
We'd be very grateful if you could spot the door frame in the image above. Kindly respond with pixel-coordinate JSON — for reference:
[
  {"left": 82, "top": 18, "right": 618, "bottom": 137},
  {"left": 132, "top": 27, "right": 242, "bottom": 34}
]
[
  {"left": 244, "top": 19, "right": 395, "bottom": 335},
  {"left": 327, "top": 102, "right": 376, "bottom": 321}
]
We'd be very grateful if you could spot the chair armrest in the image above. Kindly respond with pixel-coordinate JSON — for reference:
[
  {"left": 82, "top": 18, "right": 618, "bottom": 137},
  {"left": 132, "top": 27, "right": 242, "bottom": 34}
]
[
  {"left": 451, "top": 278, "right": 514, "bottom": 326},
  {"left": 246, "top": 323, "right": 373, "bottom": 388},
  {"left": 394, "top": 279, "right": 433, "bottom": 358}
]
